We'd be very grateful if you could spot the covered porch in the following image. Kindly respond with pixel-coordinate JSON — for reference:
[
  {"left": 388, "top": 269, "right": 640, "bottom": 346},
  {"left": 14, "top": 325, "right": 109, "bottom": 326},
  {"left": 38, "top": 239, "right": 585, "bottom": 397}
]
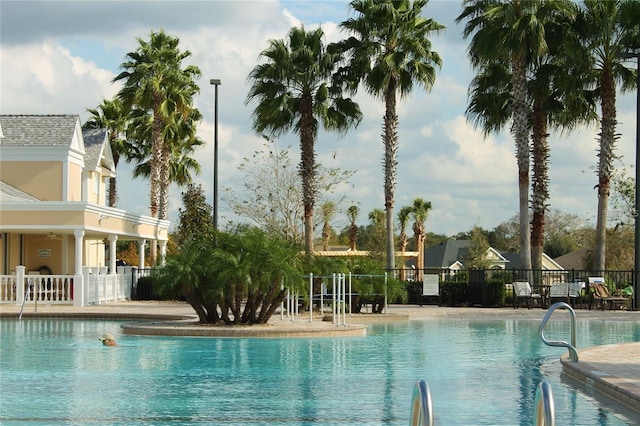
[{"left": 0, "top": 201, "right": 169, "bottom": 307}]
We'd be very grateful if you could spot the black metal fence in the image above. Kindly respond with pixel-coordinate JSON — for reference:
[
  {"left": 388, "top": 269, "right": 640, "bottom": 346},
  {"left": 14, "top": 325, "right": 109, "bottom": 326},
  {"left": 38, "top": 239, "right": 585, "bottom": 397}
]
[{"left": 393, "top": 268, "right": 636, "bottom": 309}]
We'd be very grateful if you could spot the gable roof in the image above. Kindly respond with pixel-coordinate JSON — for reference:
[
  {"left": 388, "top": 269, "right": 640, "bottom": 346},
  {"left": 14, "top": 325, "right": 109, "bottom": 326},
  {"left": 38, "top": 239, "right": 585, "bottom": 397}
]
[
  {"left": 553, "top": 248, "right": 588, "bottom": 270},
  {"left": 425, "top": 240, "right": 471, "bottom": 268},
  {"left": 82, "top": 128, "right": 115, "bottom": 174},
  {"left": 0, "top": 115, "right": 81, "bottom": 147}
]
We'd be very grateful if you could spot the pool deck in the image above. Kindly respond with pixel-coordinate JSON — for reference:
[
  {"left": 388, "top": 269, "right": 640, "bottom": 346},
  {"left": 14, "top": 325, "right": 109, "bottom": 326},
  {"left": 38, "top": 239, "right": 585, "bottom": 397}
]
[{"left": 2, "top": 302, "right": 639, "bottom": 412}]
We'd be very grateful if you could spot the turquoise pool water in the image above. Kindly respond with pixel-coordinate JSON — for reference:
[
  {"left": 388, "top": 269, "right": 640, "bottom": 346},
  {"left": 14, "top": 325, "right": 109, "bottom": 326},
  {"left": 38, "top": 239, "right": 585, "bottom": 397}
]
[{"left": 1, "top": 318, "right": 638, "bottom": 425}]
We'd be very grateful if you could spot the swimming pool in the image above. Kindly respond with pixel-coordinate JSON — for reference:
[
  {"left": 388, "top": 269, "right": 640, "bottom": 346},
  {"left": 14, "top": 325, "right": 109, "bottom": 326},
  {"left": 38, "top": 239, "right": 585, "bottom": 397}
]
[{"left": 1, "top": 318, "right": 638, "bottom": 425}]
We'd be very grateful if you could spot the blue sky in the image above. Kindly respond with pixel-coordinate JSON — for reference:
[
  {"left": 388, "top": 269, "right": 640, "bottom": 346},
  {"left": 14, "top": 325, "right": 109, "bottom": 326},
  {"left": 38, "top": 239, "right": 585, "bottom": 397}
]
[{"left": 1, "top": 0, "right": 637, "bottom": 237}]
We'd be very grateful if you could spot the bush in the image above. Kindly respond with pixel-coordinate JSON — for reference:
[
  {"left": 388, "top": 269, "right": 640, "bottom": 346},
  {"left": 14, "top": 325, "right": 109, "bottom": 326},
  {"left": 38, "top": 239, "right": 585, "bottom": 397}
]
[{"left": 440, "top": 281, "right": 468, "bottom": 306}]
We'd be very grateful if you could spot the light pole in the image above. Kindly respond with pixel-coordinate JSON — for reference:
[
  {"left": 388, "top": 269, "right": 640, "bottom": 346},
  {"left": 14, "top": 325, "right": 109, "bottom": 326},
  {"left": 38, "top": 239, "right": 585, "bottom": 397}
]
[
  {"left": 210, "top": 78, "right": 221, "bottom": 232},
  {"left": 618, "top": 49, "right": 639, "bottom": 310}
]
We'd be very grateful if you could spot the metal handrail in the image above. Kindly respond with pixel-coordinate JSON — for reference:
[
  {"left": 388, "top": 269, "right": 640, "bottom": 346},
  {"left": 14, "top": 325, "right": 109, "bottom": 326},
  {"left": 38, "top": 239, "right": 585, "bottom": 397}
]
[
  {"left": 410, "top": 380, "right": 433, "bottom": 426},
  {"left": 533, "top": 381, "right": 555, "bottom": 426},
  {"left": 539, "top": 302, "right": 578, "bottom": 361},
  {"left": 18, "top": 278, "right": 35, "bottom": 320}
]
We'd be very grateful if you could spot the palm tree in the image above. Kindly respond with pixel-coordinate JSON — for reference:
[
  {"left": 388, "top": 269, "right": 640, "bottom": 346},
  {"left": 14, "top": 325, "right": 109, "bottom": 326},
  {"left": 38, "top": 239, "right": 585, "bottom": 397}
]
[
  {"left": 339, "top": 0, "right": 444, "bottom": 271},
  {"left": 84, "top": 98, "right": 130, "bottom": 207},
  {"left": 397, "top": 205, "right": 413, "bottom": 281},
  {"left": 320, "top": 201, "right": 336, "bottom": 251},
  {"left": 114, "top": 29, "right": 201, "bottom": 221},
  {"left": 572, "top": 0, "right": 640, "bottom": 272},
  {"left": 457, "top": 0, "right": 573, "bottom": 271},
  {"left": 246, "top": 26, "right": 362, "bottom": 256},
  {"left": 466, "top": 6, "right": 589, "bottom": 271},
  {"left": 347, "top": 205, "right": 360, "bottom": 251},
  {"left": 411, "top": 198, "right": 431, "bottom": 281}
]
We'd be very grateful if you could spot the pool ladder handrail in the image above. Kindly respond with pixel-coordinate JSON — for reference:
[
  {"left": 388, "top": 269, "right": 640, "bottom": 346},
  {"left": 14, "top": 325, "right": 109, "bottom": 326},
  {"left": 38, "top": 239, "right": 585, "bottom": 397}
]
[
  {"left": 409, "top": 379, "right": 554, "bottom": 426},
  {"left": 409, "top": 380, "right": 433, "bottom": 426},
  {"left": 539, "top": 302, "right": 578, "bottom": 362},
  {"left": 18, "top": 278, "right": 36, "bottom": 321},
  {"left": 533, "top": 381, "right": 555, "bottom": 426}
]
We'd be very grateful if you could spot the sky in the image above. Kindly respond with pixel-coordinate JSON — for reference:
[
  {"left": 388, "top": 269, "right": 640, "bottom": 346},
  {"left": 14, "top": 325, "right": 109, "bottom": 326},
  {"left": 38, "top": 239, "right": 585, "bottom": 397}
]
[{"left": 1, "top": 0, "right": 637, "bottom": 237}]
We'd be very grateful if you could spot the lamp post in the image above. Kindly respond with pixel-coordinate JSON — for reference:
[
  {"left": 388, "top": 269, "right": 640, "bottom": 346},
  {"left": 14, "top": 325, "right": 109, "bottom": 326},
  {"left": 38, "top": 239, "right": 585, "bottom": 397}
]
[
  {"left": 210, "top": 78, "right": 221, "bottom": 232},
  {"left": 618, "top": 49, "right": 639, "bottom": 310}
]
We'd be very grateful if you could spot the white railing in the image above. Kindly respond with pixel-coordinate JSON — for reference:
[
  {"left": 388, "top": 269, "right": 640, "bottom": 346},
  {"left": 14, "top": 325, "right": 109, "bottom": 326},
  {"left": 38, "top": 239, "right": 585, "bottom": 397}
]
[
  {"left": 83, "top": 267, "right": 131, "bottom": 305},
  {"left": 1, "top": 266, "right": 133, "bottom": 306}
]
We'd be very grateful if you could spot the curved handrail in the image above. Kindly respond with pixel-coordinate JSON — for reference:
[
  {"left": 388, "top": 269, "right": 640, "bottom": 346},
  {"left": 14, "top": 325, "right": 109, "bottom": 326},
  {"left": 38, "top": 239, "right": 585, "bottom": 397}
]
[
  {"left": 533, "top": 381, "right": 555, "bottom": 426},
  {"left": 410, "top": 380, "right": 433, "bottom": 426},
  {"left": 539, "top": 302, "right": 578, "bottom": 361}
]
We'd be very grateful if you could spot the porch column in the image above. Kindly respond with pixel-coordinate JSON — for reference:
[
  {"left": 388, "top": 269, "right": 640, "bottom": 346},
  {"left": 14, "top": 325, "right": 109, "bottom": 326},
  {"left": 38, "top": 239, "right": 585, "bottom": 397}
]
[
  {"left": 159, "top": 240, "right": 167, "bottom": 266},
  {"left": 108, "top": 234, "right": 117, "bottom": 274},
  {"left": 74, "top": 230, "right": 85, "bottom": 307},
  {"left": 138, "top": 240, "right": 146, "bottom": 270},
  {"left": 15, "top": 266, "right": 25, "bottom": 306}
]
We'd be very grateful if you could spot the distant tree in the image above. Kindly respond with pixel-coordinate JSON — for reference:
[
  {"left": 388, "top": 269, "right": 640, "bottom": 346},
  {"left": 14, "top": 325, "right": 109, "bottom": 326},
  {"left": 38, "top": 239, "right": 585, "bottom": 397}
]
[
  {"left": 361, "top": 209, "right": 386, "bottom": 264},
  {"left": 463, "top": 226, "right": 491, "bottom": 268},
  {"left": 347, "top": 205, "right": 360, "bottom": 251},
  {"left": 411, "top": 198, "right": 432, "bottom": 280},
  {"left": 397, "top": 205, "right": 413, "bottom": 254},
  {"left": 222, "top": 140, "right": 356, "bottom": 246},
  {"left": 397, "top": 205, "right": 413, "bottom": 281},
  {"left": 320, "top": 201, "right": 336, "bottom": 251},
  {"left": 610, "top": 167, "right": 636, "bottom": 226},
  {"left": 175, "top": 183, "right": 214, "bottom": 246}
]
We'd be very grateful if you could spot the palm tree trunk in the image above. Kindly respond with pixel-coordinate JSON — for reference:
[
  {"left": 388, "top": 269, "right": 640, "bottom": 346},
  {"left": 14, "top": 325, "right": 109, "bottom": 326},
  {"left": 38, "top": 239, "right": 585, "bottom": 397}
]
[
  {"left": 511, "top": 56, "right": 532, "bottom": 270},
  {"left": 531, "top": 102, "right": 549, "bottom": 270},
  {"left": 593, "top": 67, "right": 617, "bottom": 272},
  {"left": 384, "top": 84, "right": 398, "bottom": 271},
  {"left": 299, "top": 95, "right": 316, "bottom": 255}
]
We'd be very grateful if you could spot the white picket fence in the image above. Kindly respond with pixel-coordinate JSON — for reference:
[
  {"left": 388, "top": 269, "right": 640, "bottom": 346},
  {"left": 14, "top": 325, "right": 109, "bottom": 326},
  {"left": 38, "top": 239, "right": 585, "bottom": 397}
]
[{"left": 0, "top": 266, "right": 134, "bottom": 306}]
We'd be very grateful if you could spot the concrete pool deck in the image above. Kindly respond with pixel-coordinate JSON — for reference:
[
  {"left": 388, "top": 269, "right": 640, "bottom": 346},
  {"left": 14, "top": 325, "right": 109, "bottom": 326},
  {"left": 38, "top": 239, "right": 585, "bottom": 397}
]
[{"left": 2, "top": 301, "right": 639, "bottom": 412}]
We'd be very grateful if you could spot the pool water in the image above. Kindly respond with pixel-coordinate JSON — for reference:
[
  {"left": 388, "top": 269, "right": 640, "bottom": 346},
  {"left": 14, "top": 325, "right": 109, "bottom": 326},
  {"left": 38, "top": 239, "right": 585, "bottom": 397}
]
[{"left": 1, "top": 318, "right": 638, "bottom": 425}]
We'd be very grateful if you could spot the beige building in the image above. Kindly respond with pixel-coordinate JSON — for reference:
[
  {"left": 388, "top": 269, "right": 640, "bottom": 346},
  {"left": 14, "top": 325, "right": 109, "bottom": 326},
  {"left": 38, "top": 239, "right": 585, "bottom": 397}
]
[{"left": 0, "top": 114, "right": 169, "bottom": 306}]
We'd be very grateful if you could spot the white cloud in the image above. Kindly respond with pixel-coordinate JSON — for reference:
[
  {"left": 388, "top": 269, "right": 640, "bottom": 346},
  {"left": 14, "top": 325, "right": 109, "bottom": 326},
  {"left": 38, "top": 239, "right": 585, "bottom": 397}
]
[{"left": 1, "top": 0, "right": 636, "bottom": 238}]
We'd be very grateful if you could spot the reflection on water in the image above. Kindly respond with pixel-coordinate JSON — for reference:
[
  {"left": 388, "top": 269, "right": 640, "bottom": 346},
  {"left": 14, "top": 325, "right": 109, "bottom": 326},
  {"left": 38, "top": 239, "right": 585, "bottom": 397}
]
[{"left": 1, "top": 318, "right": 638, "bottom": 425}]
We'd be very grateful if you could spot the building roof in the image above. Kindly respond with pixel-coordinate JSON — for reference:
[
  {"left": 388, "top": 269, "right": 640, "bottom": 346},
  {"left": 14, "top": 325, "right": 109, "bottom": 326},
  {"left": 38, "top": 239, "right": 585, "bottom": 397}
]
[
  {"left": 82, "top": 128, "right": 115, "bottom": 173},
  {"left": 0, "top": 181, "right": 40, "bottom": 202},
  {"left": 553, "top": 248, "right": 588, "bottom": 270},
  {"left": 0, "top": 115, "right": 80, "bottom": 147},
  {"left": 424, "top": 240, "right": 472, "bottom": 268}
]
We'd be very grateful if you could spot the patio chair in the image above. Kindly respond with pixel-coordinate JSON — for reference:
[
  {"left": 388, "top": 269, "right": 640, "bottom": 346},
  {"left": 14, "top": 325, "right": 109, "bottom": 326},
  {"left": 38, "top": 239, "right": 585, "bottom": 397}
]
[
  {"left": 513, "top": 281, "right": 541, "bottom": 309},
  {"left": 548, "top": 282, "right": 569, "bottom": 305},
  {"left": 568, "top": 281, "right": 584, "bottom": 308}
]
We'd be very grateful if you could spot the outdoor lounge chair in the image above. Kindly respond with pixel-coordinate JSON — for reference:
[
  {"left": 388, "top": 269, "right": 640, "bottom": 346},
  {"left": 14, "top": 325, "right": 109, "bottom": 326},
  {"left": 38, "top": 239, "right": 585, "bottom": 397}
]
[
  {"left": 590, "top": 280, "right": 631, "bottom": 311},
  {"left": 548, "top": 282, "right": 569, "bottom": 305},
  {"left": 513, "top": 281, "right": 541, "bottom": 309}
]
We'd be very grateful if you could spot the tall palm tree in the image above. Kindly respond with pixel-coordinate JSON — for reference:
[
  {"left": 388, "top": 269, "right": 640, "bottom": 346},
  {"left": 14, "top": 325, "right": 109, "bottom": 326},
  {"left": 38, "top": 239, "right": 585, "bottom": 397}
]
[
  {"left": 347, "top": 205, "right": 360, "bottom": 251},
  {"left": 466, "top": 6, "right": 588, "bottom": 271},
  {"left": 573, "top": 0, "right": 640, "bottom": 272},
  {"left": 339, "top": 0, "right": 444, "bottom": 271},
  {"left": 114, "top": 29, "right": 201, "bottom": 221},
  {"left": 411, "top": 198, "right": 431, "bottom": 281},
  {"left": 84, "top": 98, "right": 130, "bottom": 207},
  {"left": 457, "top": 0, "right": 572, "bottom": 270},
  {"left": 246, "top": 26, "right": 362, "bottom": 255}
]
